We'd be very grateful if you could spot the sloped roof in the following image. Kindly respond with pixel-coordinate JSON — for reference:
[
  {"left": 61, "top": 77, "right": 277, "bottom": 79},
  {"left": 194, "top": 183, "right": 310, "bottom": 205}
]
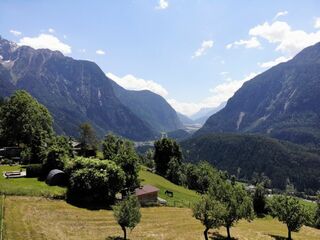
[{"left": 135, "top": 185, "right": 159, "bottom": 196}]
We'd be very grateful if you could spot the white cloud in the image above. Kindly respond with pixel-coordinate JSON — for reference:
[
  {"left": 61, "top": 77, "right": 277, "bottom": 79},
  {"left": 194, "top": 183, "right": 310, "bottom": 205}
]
[
  {"left": 156, "top": 0, "right": 169, "bottom": 10},
  {"left": 192, "top": 40, "right": 214, "bottom": 58},
  {"left": 106, "top": 72, "right": 169, "bottom": 97},
  {"left": 48, "top": 28, "right": 55, "bottom": 33},
  {"left": 273, "top": 11, "right": 288, "bottom": 21},
  {"left": 18, "top": 34, "right": 71, "bottom": 54},
  {"left": 258, "top": 56, "right": 292, "bottom": 68},
  {"left": 9, "top": 30, "right": 22, "bottom": 36},
  {"left": 314, "top": 17, "right": 320, "bottom": 29},
  {"left": 249, "top": 21, "right": 320, "bottom": 56},
  {"left": 226, "top": 37, "right": 261, "bottom": 49},
  {"left": 96, "top": 49, "right": 105, "bottom": 55},
  {"left": 220, "top": 71, "right": 229, "bottom": 76},
  {"left": 169, "top": 72, "right": 259, "bottom": 116},
  {"left": 79, "top": 48, "right": 86, "bottom": 53}
]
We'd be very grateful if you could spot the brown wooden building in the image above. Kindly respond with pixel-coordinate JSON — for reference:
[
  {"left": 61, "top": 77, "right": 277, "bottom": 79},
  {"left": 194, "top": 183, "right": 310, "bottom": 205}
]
[{"left": 134, "top": 185, "right": 159, "bottom": 205}]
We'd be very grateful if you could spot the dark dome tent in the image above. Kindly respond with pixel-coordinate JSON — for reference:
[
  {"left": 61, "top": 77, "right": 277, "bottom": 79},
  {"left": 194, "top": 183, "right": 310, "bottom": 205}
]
[{"left": 46, "top": 169, "right": 67, "bottom": 186}]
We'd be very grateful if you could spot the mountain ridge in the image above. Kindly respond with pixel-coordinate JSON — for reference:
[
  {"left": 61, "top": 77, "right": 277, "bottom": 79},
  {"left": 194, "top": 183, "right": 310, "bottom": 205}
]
[
  {"left": 196, "top": 42, "right": 320, "bottom": 148},
  {"left": 0, "top": 36, "right": 163, "bottom": 140}
]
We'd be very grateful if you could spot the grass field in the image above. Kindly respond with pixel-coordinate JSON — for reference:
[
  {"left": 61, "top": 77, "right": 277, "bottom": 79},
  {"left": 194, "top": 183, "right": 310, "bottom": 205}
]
[
  {"left": 139, "top": 169, "right": 200, "bottom": 207},
  {"left": 3, "top": 196, "right": 320, "bottom": 240},
  {"left": 0, "top": 195, "right": 3, "bottom": 240},
  {"left": 0, "top": 165, "right": 66, "bottom": 198}
]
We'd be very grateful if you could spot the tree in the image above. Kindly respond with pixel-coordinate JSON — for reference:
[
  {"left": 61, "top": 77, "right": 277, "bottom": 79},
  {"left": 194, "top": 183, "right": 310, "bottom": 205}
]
[
  {"left": 43, "top": 136, "right": 73, "bottom": 175},
  {"left": 253, "top": 183, "right": 267, "bottom": 216},
  {"left": 270, "top": 195, "right": 308, "bottom": 240},
  {"left": 66, "top": 157, "right": 125, "bottom": 204},
  {"left": 113, "top": 196, "right": 141, "bottom": 240},
  {"left": 209, "top": 182, "right": 254, "bottom": 239},
  {"left": 0, "top": 90, "right": 53, "bottom": 162},
  {"left": 154, "top": 138, "right": 182, "bottom": 176},
  {"left": 102, "top": 133, "right": 120, "bottom": 160},
  {"left": 79, "top": 122, "right": 98, "bottom": 157},
  {"left": 193, "top": 195, "right": 226, "bottom": 240},
  {"left": 166, "top": 157, "right": 182, "bottom": 184},
  {"left": 102, "top": 134, "right": 140, "bottom": 191}
]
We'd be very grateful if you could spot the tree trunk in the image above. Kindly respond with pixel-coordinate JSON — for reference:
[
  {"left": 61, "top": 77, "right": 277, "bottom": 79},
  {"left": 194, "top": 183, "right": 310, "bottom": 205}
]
[
  {"left": 204, "top": 227, "right": 209, "bottom": 240},
  {"left": 288, "top": 228, "right": 291, "bottom": 240},
  {"left": 122, "top": 226, "right": 127, "bottom": 240},
  {"left": 226, "top": 226, "right": 231, "bottom": 240}
]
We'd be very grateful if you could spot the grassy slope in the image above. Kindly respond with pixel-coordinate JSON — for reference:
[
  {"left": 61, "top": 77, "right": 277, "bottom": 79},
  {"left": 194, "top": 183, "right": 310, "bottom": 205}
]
[
  {"left": 3, "top": 196, "right": 320, "bottom": 240},
  {"left": 139, "top": 169, "right": 200, "bottom": 207},
  {"left": 0, "top": 165, "right": 65, "bottom": 198},
  {"left": 0, "top": 195, "right": 3, "bottom": 239}
]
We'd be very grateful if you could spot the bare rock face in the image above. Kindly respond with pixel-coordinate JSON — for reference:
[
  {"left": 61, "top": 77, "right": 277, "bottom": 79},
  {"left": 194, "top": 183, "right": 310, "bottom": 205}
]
[
  {"left": 197, "top": 42, "right": 320, "bottom": 148},
  {"left": 0, "top": 36, "right": 158, "bottom": 140}
]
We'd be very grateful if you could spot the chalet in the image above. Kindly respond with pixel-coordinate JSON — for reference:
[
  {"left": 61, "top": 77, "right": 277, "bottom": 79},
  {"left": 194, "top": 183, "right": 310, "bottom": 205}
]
[{"left": 135, "top": 185, "right": 159, "bottom": 205}]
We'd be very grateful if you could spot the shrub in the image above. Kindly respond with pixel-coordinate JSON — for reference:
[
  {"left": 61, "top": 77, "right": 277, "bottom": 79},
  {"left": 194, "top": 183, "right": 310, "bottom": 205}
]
[
  {"left": 26, "top": 164, "right": 44, "bottom": 178},
  {"left": 66, "top": 157, "right": 125, "bottom": 204}
]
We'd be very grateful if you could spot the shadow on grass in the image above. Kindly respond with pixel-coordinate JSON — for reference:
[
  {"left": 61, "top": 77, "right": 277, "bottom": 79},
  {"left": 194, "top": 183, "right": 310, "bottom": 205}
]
[
  {"left": 106, "top": 237, "right": 125, "bottom": 240},
  {"left": 268, "top": 234, "right": 287, "bottom": 240},
  {"left": 210, "top": 232, "right": 238, "bottom": 240},
  {"left": 66, "top": 199, "right": 113, "bottom": 210}
]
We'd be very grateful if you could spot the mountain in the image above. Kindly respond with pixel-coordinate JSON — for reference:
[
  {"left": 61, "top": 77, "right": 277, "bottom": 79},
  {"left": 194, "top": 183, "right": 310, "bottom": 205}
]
[
  {"left": 177, "top": 112, "right": 195, "bottom": 125},
  {"left": 110, "top": 81, "right": 183, "bottom": 132},
  {"left": 197, "top": 42, "right": 320, "bottom": 148},
  {"left": 191, "top": 102, "right": 226, "bottom": 124},
  {"left": 0, "top": 36, "right": 158, "bottom": 141},
  {"left": 181, "top": 133, "right": 320, "bottom": 192}
]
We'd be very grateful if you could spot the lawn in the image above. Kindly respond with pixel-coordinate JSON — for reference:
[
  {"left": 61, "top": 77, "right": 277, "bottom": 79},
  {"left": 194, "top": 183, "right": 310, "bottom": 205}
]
[
  {"left": 0, "top": 165, "right": 66, "bottom": 198},
  {"left": 139, "top": 169, "right": 200, "bottom": 207},
  {"left": 3, "top": 196, "right": 320, "bottom": 240},
  {"left": 0, "top": 195, "right": 3, "bottom": 240}
]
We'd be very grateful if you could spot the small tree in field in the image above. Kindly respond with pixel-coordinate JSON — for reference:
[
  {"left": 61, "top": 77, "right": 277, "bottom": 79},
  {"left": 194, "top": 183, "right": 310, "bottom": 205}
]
[
  {"left": 270, "top": 195, "right": 308, "bottom": 240},
  {"left": 193, "top": 195, "right": 226, "bottom": 240},
  {"left": 253, "top": 183, "right": 267, "bottom": 216},
  {"left": 209, "top": 182, "right": 254, "bottom": 239},
  {"left": 113, "top": 196, "right": 141, "bottom": 240}
]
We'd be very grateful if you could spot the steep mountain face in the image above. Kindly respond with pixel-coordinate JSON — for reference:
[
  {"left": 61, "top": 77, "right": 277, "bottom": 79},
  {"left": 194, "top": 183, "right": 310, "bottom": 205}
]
[
  {"left": 177, "top": 112, "right": 195, "bottom": 125},
  {"left": 110, "top": 81, "right": 183, "bottom": 132},
  {"left": 181, "top": 133, "right": 320, "bottom": 192},
  {"left": 0, "top": 37, "right": 157, "bottom": 140},
  {"left": 191, "top": 102, "right": 226, "bottom": 124},
  {"left": 197, "top": 42, "right": 320, "bottom": 147}
]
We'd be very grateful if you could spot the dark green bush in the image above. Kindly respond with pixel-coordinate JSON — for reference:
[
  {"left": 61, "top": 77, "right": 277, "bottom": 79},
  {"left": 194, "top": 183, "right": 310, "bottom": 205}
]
[{"left": 26, "top": 164, "right": 44, "bottom": 178}]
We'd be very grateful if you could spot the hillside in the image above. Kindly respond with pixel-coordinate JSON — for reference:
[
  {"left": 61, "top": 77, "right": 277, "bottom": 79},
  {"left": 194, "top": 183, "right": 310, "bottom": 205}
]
[
  {"left": 0, "top": 37, "right": 159, "bottom": 141},
  {"left": 110, "top": 80, "right": 183, "bottom": 132},
  {"left": 197, "top": 42, "right": 320, "bottom": 148},
  {"left": 181, "top": 133, "right": 320, "bottom": 192}
]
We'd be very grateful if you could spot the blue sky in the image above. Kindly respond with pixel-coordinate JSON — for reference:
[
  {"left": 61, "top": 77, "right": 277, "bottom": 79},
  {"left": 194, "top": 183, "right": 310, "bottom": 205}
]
[{"left": 1, "top": 0, "right": 320, "bottom": 116}]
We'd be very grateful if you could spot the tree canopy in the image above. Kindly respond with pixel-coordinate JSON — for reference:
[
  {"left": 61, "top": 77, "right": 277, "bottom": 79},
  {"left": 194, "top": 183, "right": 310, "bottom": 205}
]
[
  {"left": 154, "top": 138, "right": 182, "bottom": 176},
  {"left": 102, "top": 134, "right": 140, "bottom": 191},
  {"left": 209, "top": 181, "right": 254, "bottom": 239},
  {"left": 193, "top": 194, "right": 226, "bottom": 240},
  {"left": 79, "top": 122, "right": 98, "bottom": 157},
  {"left": 270, "top": 195, "right": 308, "bottom": 240},
  {"left": 66, "top": 157, "right": 125, "bottom": 204},
  {"left": 0, "top": 90, "right": 53, "bottom": 162},
  {"left": 113, "top": 195, "right": 141, "bottom": 240}
]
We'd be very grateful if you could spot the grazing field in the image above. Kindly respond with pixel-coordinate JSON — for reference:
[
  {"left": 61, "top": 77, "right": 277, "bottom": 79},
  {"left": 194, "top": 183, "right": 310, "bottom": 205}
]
[
  {"left": 0, "top": 165, "right": 66, "bottom": 198},
  {"left": 0, "top": 195, "right": 3, "bottom": 239},
  {"left": 139, "top": 169, "right": 200, "bottom": 207},
  {"left": 3, "top": 196, "right": 320, "bottom": 240}
]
